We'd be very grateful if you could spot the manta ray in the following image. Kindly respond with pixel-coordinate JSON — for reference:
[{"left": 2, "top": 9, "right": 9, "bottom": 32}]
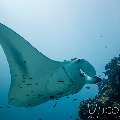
[{"left": 0, "top": 23, "right": 100, "bottom": 107}]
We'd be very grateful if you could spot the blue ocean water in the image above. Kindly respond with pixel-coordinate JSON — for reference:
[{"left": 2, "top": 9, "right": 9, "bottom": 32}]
[{"left": 0, "top": 0, "right": 120, "bottom": 120}]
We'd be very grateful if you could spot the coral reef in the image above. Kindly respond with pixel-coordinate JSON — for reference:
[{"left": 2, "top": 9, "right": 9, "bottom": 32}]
[{"left": 79, "top": 54, "right": 120, "bottom": 120}]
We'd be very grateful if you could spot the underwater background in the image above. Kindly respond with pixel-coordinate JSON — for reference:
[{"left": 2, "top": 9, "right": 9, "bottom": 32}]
[{"left": 0, "top": 0, "right": 120, "bottom": 120}]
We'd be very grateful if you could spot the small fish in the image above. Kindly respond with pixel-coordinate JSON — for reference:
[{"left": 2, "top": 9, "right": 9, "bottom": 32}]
[
  {"left": 71, "top": 58, "right": 77, "bottom": 61},
  {"left": 85, "top": 86, "right": 90, "bottom": 89},
  {"left": 73, "top": 98, "right": 77, "bottom": 101},
  {"left": 56, "top": 92, "right": 63, "bottom": 95},
  {"left": 0, "top": 106, "right": 3, "bottom": 108},
  {"left": 99, "top": 34, "right": 103, "bottom": 38},
  {"left": 35, "top": 83, "right": 39, "bottom": 85},
  {"left": 74, "top": 90, "right": 78, "bottom": 94},
  {"left": 57, "top": 80, "right": 64, "bottom": 83},
  {"left": 19, "top": 86, "right": 23, "bottom": 88},
  {"left": 66, "top": 96, "right": 70, "bottom": 99},
  {"left": 26, "top": 94, "right": 30, "bottom": 97},
  {"left": 26, "top": 103, "right": 32, "bottom": 107},
  {"left": 22, "top": 80, "right": 26, "bottom": 83},
  {"left": 50, "top": 96, "right": 54, "bottom": 99},
  {"left": 23, "top": 60, "right": 26, "bottom": 63},
  {"left": 31, "top": 90, "right": 34, "bottom": 93},
  {"left": 29, "top": 77, "right": 32, "bottom": 79},
  {"left": 38, "top": 118, "right": 42, "bottom": 120},
  {"left": 53, "top": 103, "right": 58, "bottom": 108},
  {"left": 105, "top": 45, "right": 108, "bottom": 48},
  {"left": 7, "top": 106, "right": 11, "bottom": 108},
  {"left": 70, "top": 115, "right": 72, "bottom": 119},
  {"left": 14, "top": 74, "right": 18, "bottom": 77},
  {"left": 25, "top": 83, "right": 32, "bottom": 86},
  {"left": 38, "top": 94, "right": 44, "bottom": 97}
]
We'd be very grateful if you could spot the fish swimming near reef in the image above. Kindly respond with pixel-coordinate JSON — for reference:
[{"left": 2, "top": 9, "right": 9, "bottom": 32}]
[{"left": 0, "top": 23, "right": 100, "bottom": 107}]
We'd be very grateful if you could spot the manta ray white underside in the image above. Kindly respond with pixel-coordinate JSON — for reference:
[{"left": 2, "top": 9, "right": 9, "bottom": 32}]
[{"left": 0, "top": 23, "right": 96, "bottom": 107}]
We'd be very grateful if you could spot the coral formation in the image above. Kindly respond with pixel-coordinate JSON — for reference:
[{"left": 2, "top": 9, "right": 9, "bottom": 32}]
[{"left": 79, "top": 54, "right": 120, "bottom": 120}]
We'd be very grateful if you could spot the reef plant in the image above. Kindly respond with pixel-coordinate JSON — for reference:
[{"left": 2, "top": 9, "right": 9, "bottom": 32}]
[{"left": 79, "top": 54, "right": 120, "bottom": 120}]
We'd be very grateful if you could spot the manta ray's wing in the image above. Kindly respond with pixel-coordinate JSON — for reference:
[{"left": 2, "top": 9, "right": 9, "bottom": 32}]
[{"left": 0, "top": 23, "right": 65, "bottom": 106}]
